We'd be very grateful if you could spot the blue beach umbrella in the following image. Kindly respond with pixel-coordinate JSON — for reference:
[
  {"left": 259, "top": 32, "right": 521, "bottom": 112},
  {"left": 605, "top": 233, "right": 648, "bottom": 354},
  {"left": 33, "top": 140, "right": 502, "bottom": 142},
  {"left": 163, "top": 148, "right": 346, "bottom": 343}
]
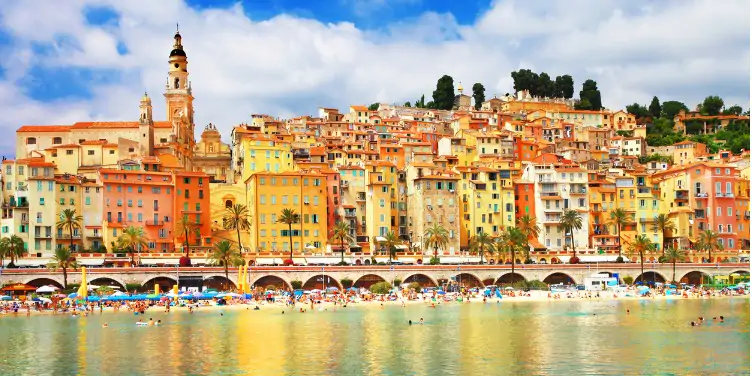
[
  {"left": 178, "top": 293, "right": 194, "bottom": 299},
  {"left": 87, "top": 296, "right": 100, "bottom": 302},
  {"left": 1, "top": 295, "right": 12, "bottom": 301},
  {"left": 31, "top": 297, "right": 41, "bottom": 302},
  {"left": 68, "top": 293, "right": 78, "bottom": 299}
]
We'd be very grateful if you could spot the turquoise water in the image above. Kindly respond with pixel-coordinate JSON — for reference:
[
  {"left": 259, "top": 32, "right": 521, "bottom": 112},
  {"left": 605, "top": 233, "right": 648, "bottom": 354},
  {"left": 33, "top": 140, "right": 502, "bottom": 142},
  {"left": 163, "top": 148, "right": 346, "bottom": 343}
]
[{"left": 0, "top": 298, "right": 749, "bottom": 375}]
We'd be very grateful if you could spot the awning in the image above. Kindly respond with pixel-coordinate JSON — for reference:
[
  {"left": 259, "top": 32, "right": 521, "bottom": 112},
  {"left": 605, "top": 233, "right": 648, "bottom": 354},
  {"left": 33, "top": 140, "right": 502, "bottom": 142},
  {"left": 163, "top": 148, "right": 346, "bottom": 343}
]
[
  {"left": 395, "top": 245, "right": 408, "bottom": 250},
  {"left": 579, "top": 255, "right": 621, "bottom": 262},
  {"left": 140, "top": 259, "right": 181, "bottom": 265},
  {"left": 557, "top": 256, "right": 571, "bottom": 263},
  {"left": 438, "top": 257, "right": 465, "bottom": 263},
  {"left": 292, "top": 258, "right": 307, "bottom": 264},
  {"left": 77, "top": 259, "right": 105, "bottom": 266},
  {"left": 375, "top": 236, "right": 387, "bottom": 242},
  {"left": 529, "top": 238, "right": 547, "bottom": 250},
  {"left": 306, "top": 257, "right": 340, "bottom": 264},
  {"left": 394, "top": 257, "right": 417, "bottom": 264},
  {"left": 255, "top": 258, "right": 283, "bottom": 265},
  {"left": 6, "top": 259, "right": 48, "bottom": 267}
]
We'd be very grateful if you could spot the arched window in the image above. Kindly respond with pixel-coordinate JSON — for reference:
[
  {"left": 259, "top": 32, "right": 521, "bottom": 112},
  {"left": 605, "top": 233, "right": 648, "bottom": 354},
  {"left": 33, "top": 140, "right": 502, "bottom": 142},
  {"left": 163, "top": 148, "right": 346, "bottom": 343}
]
[
  {"left": 208, "top": 144, "right": 214, "bottom": 152},
  {"left": 225, "top": 200, "right": 233, "bottom": 208},
  {"left": 26, "top": 137, "right": 36, "bottom": 145},
  {"left": 174, "top": 78, "right": 180, "bottom": 89},
  {"left": 52, "top": 137, "right": 62, "bottom": 145}
]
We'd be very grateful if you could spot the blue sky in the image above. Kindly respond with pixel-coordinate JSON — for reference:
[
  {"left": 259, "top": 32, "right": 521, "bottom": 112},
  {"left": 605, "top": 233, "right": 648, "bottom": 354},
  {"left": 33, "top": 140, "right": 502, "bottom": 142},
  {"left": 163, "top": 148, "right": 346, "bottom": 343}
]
[{"left": 0, "top": 0, "right": 748, "bottom": 153}]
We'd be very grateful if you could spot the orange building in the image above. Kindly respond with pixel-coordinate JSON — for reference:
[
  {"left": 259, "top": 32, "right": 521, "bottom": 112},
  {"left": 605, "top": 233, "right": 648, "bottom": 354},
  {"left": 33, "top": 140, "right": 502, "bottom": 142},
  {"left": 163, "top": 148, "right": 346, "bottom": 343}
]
[
  {"left": 174, "top": 171, "right": 212, "bottom": 248},
  {"left": 514, "top": 181, "right": 536, "bottom": 220}
]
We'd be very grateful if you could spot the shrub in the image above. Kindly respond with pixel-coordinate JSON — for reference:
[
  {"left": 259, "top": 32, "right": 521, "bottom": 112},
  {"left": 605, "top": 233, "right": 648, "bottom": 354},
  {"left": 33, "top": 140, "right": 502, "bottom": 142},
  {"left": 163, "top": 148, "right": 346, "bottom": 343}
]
[
  {"left": 340, "top": 278, "right": 353, "bottom": 289},
  {"left": 429, "top": 257, "right": 441, "bottom": 265},
  {"left": 524, "top": 258, "right": 534, "bottom": 264},
  {"left": 369, "top": 281, "right": 392, "bottom": 294},
  {"left": 64, "top": 284, "right": 81, "bottom": 294},
  {"left": 291, "top": 280, "right": 303, "bottom": 290},
  {"left": 283, "top": 259, "right": 295, "bottom": 266},
  {"left": 125, "top": 283, "right": 142, "bottom": 293},
  {"left": 512, "top": 280, "right": 528, "bottom": 290},
  {"left": 179, "top": 255, "right": 192, "bottom": 267},
  {"left": 615, "top": 256, "right": 625, "bottom": 263},
  {"left": 392, "top": 278, "right": 402, "bottom": 287},
  {"left": 408, "top": 282, "right": 421, "bottom": 291},
  {"left": 527, "top": 280, "right": 548, "bottom": 290},
  {"left": 623, "top": 276, "right": 634, "bottom": 285},
  {"left": 377, "top": 262, "right": 386, "bottom": 265},
  {"left": 569, "top": 256, "right": 580, "bottom": 264},
  {"left": 336, "top": 261, "right": 349, "bottom": 266}
]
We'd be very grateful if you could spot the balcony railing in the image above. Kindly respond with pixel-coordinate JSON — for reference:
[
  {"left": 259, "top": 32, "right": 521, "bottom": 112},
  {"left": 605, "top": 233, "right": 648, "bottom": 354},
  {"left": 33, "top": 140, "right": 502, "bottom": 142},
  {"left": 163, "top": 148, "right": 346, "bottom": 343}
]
[
  {"left": 695, "top": 192, "right": 708, "bottom": 198},
  {"left": 146, "top": 221, "right": 164, "bottom": 226},
  {"left": 60, "top": 234, "right": 82, "bottom": 239}
]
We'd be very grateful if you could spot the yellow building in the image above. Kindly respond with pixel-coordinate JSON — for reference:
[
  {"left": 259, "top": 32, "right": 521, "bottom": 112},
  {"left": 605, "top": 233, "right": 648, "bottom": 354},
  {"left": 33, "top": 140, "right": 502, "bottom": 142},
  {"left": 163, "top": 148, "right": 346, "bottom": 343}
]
[
  {"left": 194, "top": 123, "right": 231, "bottom": 183},
  {"left": 54, "top": 174, "right": 84, "bottom": 252},
  {"left": 246, "top": 171, "right": 328, "bottom": 254},
  {"left": 232, "top": 131, "right": 294, "bottom": 184}
]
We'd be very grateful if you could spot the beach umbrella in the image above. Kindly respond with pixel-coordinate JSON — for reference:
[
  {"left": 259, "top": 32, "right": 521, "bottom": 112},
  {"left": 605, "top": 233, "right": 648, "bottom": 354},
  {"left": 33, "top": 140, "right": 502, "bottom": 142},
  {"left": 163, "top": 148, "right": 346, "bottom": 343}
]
[
  {"left": 165, "top": 292, "right": 179, "bottom": 298},
  {"left": 36, "top": 285, "right": 59, "bottom": 293},
  {"left": 145, "top": 294, "right": 161, "bottom": 300},
  {"left": 68, "top": 293, "right": 78, "bottom": 299},
  {"left": 1, "top": 295, "right": 12, "bottom": 301},
  {"left": 31, "top": 297, "right": 41, "bottom": 302},
  {"left": 178, "top": 293, "right": 194, "bottom": 299},
  {"left": 154, "top": 284, "right": 161, "bottom": 295},
  {"left": 38, "top": 297, "right": 52, "bottom": 303},
  {"left": 226, "top": 292, "right": 242, "bottom": 298},
  {"left": 86, "top": 296, "right": 100, "bottom": 302},
  {"left": 76, "top": 267, "right": 88, "bottom": 299}
]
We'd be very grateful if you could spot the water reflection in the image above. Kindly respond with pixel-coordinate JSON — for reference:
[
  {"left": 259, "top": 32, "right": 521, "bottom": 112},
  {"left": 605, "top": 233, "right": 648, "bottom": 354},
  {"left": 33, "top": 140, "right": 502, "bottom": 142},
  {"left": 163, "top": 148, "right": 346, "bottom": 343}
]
[{"left": 0, "top": 299, "right": 748, "bottom": 375}]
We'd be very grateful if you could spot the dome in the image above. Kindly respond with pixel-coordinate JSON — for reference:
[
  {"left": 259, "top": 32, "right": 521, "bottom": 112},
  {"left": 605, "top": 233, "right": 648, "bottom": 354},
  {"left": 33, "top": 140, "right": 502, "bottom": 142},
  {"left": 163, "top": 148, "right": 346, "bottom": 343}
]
[
  {"left": 170, "top": 48, "right": 186, "bottom": 57},
  {"left": 141, "top": 92, "right": 151, "bottom": 103}
]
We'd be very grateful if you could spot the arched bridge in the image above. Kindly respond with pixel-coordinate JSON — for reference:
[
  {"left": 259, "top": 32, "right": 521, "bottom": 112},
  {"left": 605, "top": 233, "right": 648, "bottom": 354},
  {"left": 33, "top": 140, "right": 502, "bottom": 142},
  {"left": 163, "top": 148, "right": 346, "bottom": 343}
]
[{"left": 2, "top": 264, "right": 748, "bottom": 290}]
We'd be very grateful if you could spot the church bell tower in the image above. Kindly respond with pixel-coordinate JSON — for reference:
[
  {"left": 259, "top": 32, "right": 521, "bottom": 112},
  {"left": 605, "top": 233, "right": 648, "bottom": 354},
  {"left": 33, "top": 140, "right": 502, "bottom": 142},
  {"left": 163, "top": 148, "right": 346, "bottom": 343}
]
[{"left": 164, "top": 25, "right": 196, "bottom": 169}]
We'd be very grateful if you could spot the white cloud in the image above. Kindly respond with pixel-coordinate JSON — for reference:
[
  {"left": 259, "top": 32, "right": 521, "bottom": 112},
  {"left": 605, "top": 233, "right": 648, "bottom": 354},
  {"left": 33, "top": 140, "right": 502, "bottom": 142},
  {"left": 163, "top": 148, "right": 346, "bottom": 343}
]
[{"left": 0, "top": 0, "right": 747, "bottom": 151}]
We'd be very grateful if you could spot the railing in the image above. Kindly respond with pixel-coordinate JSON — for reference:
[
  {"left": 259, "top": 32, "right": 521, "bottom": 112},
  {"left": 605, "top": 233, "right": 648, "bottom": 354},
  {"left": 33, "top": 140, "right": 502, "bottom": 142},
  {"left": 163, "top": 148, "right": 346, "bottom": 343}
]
[
  {"left": 695, "top": 192, "right": 709, "bottom": 198},
  {"left": 146, "top": 221, "right": 164, "bottom": 226},
  {"left": 60, "top": 234, "right": 82, "bottom": 239}
]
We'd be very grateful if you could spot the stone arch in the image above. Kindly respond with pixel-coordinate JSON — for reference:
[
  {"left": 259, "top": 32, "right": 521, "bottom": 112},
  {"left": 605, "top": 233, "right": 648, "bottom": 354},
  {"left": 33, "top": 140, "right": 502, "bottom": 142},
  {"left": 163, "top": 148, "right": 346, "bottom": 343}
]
[
  {"left": 543, "top": 272, "right": 576, "bottom": 285},
  {"left": 250, "top": 275, "right": 292, "bottom": 290},
  {"left": 496, "top": 272, "right": 526, "bottom": 285},
  {"left": 302, "top": 274, "right": 342, "bottom": 290},
  {"left": 353, "top": 274, "right": 387, "bottom": 289},
  {"left": 679, "top": 271, "right": 711, "bottom": 285},
  {"left": 482, "top": 278, "right": 495, "bottom": 286},
  {"left": 634, "top": 271, "right": 666, "bottom": 284},
  {"left": 453, "top": 273, "right": 483, "bottom": 288},
  {"left": 142, "top": 275, "right": 177, "bottom": 289},
  {"left": 24, "top": 277, "right": 64, "bottom": 289},
  {"left": 402, "top": 273, "right": 438, "bottom": 287},
  {"left": 88, "top": 277, "right": 127, "bottom": 291},
  {"left": 203, "top": 275, "right": 236, "bottom": 290}
]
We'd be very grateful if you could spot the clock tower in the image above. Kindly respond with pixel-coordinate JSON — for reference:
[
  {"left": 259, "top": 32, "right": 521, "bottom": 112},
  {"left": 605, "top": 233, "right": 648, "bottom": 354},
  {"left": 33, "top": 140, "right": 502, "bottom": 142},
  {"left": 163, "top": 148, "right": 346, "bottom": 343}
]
[{"left": 164, "top": 26, "right": 196, "bottom": 169}]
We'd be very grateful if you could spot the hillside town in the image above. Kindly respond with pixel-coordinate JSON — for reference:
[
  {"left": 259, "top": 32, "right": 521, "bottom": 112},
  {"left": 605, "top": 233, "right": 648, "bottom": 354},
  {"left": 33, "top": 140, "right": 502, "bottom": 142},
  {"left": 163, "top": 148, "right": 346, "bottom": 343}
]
[{"left": 2, "top": 30, "right": 750, "bottom": 268}]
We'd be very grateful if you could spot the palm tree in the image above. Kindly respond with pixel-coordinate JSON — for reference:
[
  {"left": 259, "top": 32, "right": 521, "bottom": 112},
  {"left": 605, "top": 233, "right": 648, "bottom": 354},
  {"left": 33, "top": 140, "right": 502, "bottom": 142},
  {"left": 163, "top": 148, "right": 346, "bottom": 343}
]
[
  {"left": 330, "top": 221, "right": 353, "bottom": 263},
  {"left": 51, "top": 247, "right": 75, "bottom": 288},
  {"left": 209, "top": 240, "right": 242, "bottom": 290},
  {"left": 383, "top": 230, "right": 400, "bottom": 264},
  {"left": 652, "top": 214, "right": 676, "bottom": 254},
  {"left": 117, "top": 226, "right": 148, "bottom": 267},
  {"left": 223, "top": 204, "right": 251, "bottom": 253},
  {"left": 608, "top": 208, "right": 629, "bottom": 260},
  {"left": 626, "top": 234, "right": 654, "bottom": 284},
  {"left": 697, "top": 229, "right": 723, "bottom": 263},
  {"left": 176, "top": 215, "right": 196, "bottom": 257},
  {"left": 423, "top": 223, "right": 449, "bottom": 263},
  {"left": 516, "top": 215, "right": 540, "bottom": 263},
  {"left": 469, "top": 231, "right": 493, "bottom": 264},
  {"left": 0, "top": 237, "right": 8, "bottom": 268},
  {"left": 559, "top": 209, "right": 583, "bottom": 263},
  {"left": 278, "top": 208, "right": 300, "bottom": 262},
  {"left": 661, "top": 246, "right": 688, "bottom": 284},
  {"left": 56, "top": 208, "right": 83, "bottom": 252},
  {"left": 5, "top": 235, "right": 24, "bottom": 267},
  {"left": 498, "top": 227, "right": 527, "bottom": 278}
]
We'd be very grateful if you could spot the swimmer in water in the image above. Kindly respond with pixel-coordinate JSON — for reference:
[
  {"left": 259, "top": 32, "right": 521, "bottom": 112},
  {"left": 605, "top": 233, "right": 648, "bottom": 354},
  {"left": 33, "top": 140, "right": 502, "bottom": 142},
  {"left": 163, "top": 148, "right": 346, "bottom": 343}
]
[
  {"left": 220, "top": 313, "right": 224, "bottom": 317},
  {"left": 626, "top": 309, "right": 630, "bottom": 314},
  {"left": 691, "top": 321, "right": 696, "bottom": 326},
  {"left": 720, "top": 315, "right": 724, "bottom": 322},
  {"left": 148, "top": 318, "right": 154, "bottom": 326},
  {"left": 408, "top": 320, "right": 412, "bottom": 325},
  {"left": 419, "top": 318, "right": 424, "bottom": 324},
  {"left": 156, "top": 320, "right": 162, "bottom": 326},
  {"left": 102, "top": 323, "right": 108, "bottom": 328}
]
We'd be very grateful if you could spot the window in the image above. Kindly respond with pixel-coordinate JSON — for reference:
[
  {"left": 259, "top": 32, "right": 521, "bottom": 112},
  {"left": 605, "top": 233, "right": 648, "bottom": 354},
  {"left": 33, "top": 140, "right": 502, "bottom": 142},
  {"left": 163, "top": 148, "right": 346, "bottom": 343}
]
[
  {"left": 260, "top": 195, "right": 266, "bottom": 204},
  {"left": 39, "top": 198, "right": 45, "bottom": 205},
  {"left": 87, "top": 150, "right": 95, "bottom": 155},
  {"left": 26, "top": 137, "right": 36, "bottom": 145},
  {"left": 313, "top": 196, "right": 319, "bottom": 205},
  {"left": 728, "top": 207, "right": 733, "bottom": 216}
]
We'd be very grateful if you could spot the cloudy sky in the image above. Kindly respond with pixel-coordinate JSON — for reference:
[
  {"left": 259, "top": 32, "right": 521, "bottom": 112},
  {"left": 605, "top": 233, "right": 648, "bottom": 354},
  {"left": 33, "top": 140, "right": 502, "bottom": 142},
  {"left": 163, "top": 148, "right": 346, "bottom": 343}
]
[{"left": 0, "top": 0, "right": 749, "bottom": 150}]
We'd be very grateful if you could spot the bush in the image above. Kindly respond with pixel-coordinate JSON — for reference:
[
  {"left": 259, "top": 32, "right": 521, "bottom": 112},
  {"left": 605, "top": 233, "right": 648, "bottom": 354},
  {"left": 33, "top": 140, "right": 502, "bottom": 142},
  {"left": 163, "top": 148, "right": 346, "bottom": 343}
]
[
  {"left": 369, "top": 281, "right": 392, "bottom": 294},
  {"left": 524, "top": 258, "right": 534, "bottom": 264},
  {"left": 408, "top": 282, "right": 421, "bottom": 291},
  {"left": 283, "top": 259, "right": 295, "bottom": 266},
  {"left": 64, "top": 284, "right": 81, "bottom": 294},
  {"left": 615, "top": 256, "right": 625, "bottom": 263},
  {"left": 623, "top": 276, "right": 634, "bottom": 285},
  {"left": 125, "top": 283, "right": 142, "bottom": 293},
  {"left": 527, "top": 280, "right": 548, "bottom": 290},
  {"left": 429, "top": 257, "right": 441, "bottom": 265},
  {"left": 569, "top": 256, "right": 580, "bottom": 264},
  {"left": 291, "top": 280, "right": 303, "bottom": 290},
  {"left": 512, "top": 281, "right": 528, "bottom": 290},
  {"left": 179, "top": 255, "right": 192, "bottom": 267},
  {"left": 377, "top": 262, "right": 386, "bottom": 265},
  {"left": 340, "top": 278, "right": 353, "bottom": 289},
  {"left": 392, "top": 278, "right": 402, "bottom": 287}
]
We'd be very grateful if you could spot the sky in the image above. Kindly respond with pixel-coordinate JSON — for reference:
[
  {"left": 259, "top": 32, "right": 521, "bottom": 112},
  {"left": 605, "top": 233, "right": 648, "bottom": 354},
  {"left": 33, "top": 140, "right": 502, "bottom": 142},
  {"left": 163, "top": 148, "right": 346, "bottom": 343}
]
[{"left": 0, "top": 0, "right": 749, "bottom": 151}]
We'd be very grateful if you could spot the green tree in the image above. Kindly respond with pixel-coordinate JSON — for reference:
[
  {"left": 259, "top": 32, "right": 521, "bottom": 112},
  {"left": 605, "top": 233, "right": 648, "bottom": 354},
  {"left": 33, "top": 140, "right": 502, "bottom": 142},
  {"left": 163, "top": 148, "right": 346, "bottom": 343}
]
[
  {"left": 553, "top": 75, "right": 574, "bottom": 99},
  {"left": 697, "top": 229, "right": 723, "bottom": 263},
  {"left": 559, "top": 209, "right": 583, "bottom": 262},
  {"left": 368, "top": 103, "right": 379, "bottom": 111},
  {"left": 340, "top": 278, "right": 353, "bottom": 289},
  {"left": 661, "top": 246, "right": 687, "bottom": 284},
  {"left": 208, "top": 240, "right": 242, "bottom": 290},
  {"left": 511, "top": 69, "right": 536, "bottom": 93},
  {"left": 472, "top": 83, "right": 485, "bottom": 110},
  {"left": 176, "top": 215, "right": 196, "bottom": 263},
  {"left": 574, "top": 98, "right": 592, "bottom": 110},
  {"left": 432, "top": 75, "right": 455, "bottom": 110},
  {"left": 403, "top": 101, "right": 411, "bottom": 107},
  {"left": 469, "top": 231, "right": 493, "bottom": 264},
  {"left": 423, "top": 223, "right": 449, "bottom": 262},
  {"left": 536, "top": 72, "right": 554, "bottom": 98},
  {"left": 223, "top": 204, "right": 251, "bottom": 253},
  {"left": 608, "top": 208, "right": 630, "bottom": 260},
  {"left": 648, "top": 96, "right": 661, "bottom": 118},
  {"left": 117, "top": 226, "right": 148, "bottom": 267},
  {"left": 652, "top": 214, "right": 676, "bottom": 254},
  {"left": 626, "top": 103, "right": 650, "bottom": 119},
  {"left": 330, "top": 221, "right": 353, "bottom": 263},
  {"left": 626, "top": 235, "right": 654, "bottom": 284},
  {"left": 278, "top": 208, "right": 300, "bottom": 262},
  {"left": 498, "top": 227, "right": 526, "bottom": 277},
  {"left": 700, "top": 95, "right": 724, "bottom": 116},
  {"left": 0, "top": 238, "right": 7, "bottom": 267},
  {"left": 579, "top": 79, "right": 602, "bottom": 110},
  {"left": 661, "top": 100, "right": 688, "bottom": 119},
  {"left": 51, "top": 247, "right": 75, "bottom": 288},
  {"left": 382, "top": 230, "right": 400, "bottom": 264},
  {"left": 724, "top": 105, "right": 743, "bottom": 116},
  {"left": 2, "top": 235, "right": 25, "bottom": 267},
  {"left": 56, "top": 208, "right": 82, "bottom": 252},
  {"left": 369, "top": 281, "right": 392, "bottom": 294},
  {"left": 516, "top": 215, "right": 540, "bottom": 262}
]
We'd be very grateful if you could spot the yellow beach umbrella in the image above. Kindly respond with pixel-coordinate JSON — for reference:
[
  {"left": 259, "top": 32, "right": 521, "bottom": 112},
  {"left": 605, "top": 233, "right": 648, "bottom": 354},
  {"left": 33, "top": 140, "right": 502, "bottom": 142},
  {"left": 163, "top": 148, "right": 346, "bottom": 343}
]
[
  {"left": 154, "top": 283, "right": 161, "bottom": 295},
  {"left": 172, "top": 285, "right": 178, "bottom": 295},
  {"left": 243, "top": 265, "right": 250, "bottom": 294},
  {"left": 237, "top": 264, "right": 243, "bottom": 292},
  {"left": 77, "top": 267, "right": 88, "bottom": 299}
]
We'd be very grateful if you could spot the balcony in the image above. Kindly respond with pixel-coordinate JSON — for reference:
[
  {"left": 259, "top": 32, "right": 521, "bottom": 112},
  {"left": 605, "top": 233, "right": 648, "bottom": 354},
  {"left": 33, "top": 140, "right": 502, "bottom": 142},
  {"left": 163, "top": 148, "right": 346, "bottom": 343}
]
[
  {"left": 60, "top": 234, "right": 82, "bottom": 239},
  {"left": 356, "top": 194, "right": 366, "bottom": 201},
  {"left": 725, "top": 192, "right": 735, "bottom": 198},
  {"left": 146, "top": 221, "right": 164, "bottom": 226},
  {"left": 344, "top": 210, "right": 356, "bottom": 218},
  {"left": 695, "top": 192, "right": 709, "bottom": 198},
  {"left": 675, "top": 192, "right": 689, "bottom": 200},
  {"left": 86, "top": 233, "right": 102, "bottom": 239},
  {"left": 341, "top": 181, "right": 349, "bottom": 189},
  {"left": 637, "top": 188, "right": 651, "bottom": 194},
  {"left": 20, "top": 218, "right": 29, "bottom": 225},
  {"left": 34, "top": 233, "right": 52, "bottom": 239},
  {"left": 542, "top": 216, "right": 561, "bottom": 223},
  {"left": 356, "top": 235, "right": 369, "bottom": 243}
]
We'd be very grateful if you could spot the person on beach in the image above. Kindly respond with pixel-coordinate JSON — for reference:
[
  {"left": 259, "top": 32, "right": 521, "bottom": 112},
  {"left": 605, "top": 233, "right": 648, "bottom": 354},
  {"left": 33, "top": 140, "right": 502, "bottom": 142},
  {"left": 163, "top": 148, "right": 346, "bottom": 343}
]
[
  {"left": 419, "top": 318, "right": 424, "bottom": 324},
  {"left": 148, "top": 318, "right": 154, "bottom": 326},
  {"left": 102, "top": 323, "right": 108, "bottom": 328}
]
